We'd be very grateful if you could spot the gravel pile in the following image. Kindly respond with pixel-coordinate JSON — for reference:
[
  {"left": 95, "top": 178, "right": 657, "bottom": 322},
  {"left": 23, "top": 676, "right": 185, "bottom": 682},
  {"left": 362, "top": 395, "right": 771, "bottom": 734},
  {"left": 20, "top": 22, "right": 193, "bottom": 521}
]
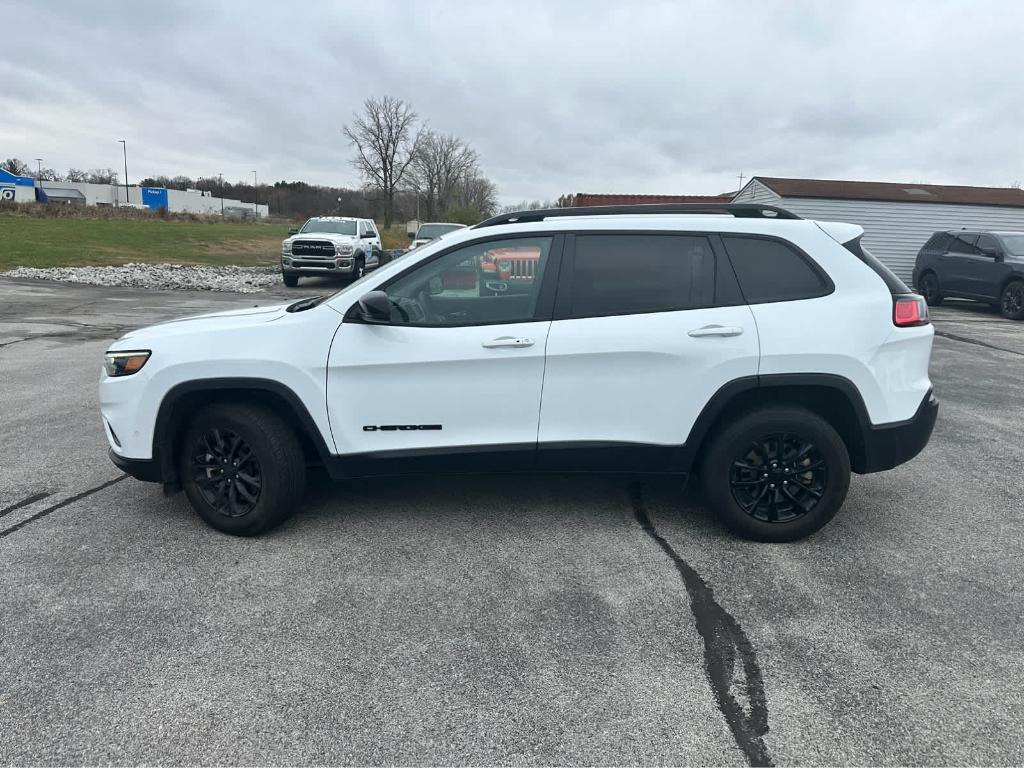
[{"left": 4, "top": 263, "right": 281, "bottom": 293}]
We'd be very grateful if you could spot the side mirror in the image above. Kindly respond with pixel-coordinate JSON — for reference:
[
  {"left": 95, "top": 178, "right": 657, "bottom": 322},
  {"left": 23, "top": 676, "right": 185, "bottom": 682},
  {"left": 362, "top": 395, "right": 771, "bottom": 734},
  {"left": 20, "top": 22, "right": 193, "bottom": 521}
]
[
  {"left": 288, "top": 228, "right": 298, "bottom": 236},
  {"left": 980, "top": 246, "right": 1002, "bottom": 259},
  {"left": 408, "top": 232, "right": 416, "bottom": 240},
  {"left": 361, "top": 231, "right": 375, "bottom": 239},
  {"left": 356, "top": 290, "right": 391, "bottom": 323}
]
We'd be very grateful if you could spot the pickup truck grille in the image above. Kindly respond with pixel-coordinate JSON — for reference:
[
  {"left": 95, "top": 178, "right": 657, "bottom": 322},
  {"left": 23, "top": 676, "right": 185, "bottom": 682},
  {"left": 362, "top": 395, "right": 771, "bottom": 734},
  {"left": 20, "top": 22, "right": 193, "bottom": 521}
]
[
  {"left": 507, "top": 258, "right": 537, "bottom": 280},
  {"left": 291, "top": 240, "right": 336, "bottom": 257}
]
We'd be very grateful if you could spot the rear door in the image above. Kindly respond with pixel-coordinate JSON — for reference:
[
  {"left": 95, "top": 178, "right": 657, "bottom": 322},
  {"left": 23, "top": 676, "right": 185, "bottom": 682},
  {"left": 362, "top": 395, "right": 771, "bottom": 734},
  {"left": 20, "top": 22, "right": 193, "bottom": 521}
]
[
  {"left": 941, "top": 233, "right": 979, "bottom": 295},
  {"left": 537, "top": 232, "right": 759, "bottom": 471}
]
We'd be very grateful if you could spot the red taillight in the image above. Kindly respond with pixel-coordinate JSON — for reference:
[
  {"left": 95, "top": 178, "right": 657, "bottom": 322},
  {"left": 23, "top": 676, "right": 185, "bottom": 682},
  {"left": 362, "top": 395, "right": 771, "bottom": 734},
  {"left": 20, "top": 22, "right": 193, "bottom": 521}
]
[{"left": 893, "top": 295, "right": 929, "bottom": 327}]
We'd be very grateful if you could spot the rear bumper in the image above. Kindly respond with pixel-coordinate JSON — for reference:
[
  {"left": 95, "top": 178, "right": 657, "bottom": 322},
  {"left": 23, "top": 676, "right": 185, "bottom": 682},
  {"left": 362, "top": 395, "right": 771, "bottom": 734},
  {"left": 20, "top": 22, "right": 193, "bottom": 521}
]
[
  {"left": 109, "top": 449, "right": 161, "bottom": 482},
  {"left": 858, "top": 390, "right": 938, "bottom": 473}
]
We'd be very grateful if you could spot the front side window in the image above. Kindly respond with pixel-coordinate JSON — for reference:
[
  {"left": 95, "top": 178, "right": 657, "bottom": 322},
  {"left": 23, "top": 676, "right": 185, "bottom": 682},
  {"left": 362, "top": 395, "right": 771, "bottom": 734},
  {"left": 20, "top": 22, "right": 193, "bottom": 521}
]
[
  {"left": 976, "top": 234, "right": 999, "bottom": 254},
  {"left": 570, "top": 234, "right": 715, "bottom": 317},
  {"left": 722, "top": 236, "right": 830, "bottom": 304},
  {"left": 381, "top": 237, "right": 553, "bottom": 326},
  {"left": 301, "top": 219, "right": 357, "bottom": 236}
]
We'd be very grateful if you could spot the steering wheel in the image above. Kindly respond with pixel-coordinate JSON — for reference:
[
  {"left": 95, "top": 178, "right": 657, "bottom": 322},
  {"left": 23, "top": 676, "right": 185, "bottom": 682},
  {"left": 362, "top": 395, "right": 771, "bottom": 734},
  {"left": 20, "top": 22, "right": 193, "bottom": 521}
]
[{"left": 417, "top": 290, "right": 446, "bottom": 324}]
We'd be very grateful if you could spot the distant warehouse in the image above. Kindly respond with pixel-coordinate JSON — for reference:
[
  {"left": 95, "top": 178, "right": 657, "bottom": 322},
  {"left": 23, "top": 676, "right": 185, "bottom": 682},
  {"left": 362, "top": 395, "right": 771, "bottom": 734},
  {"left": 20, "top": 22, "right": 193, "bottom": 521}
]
[
  {"left": 0, "top": 168, "right": 268, "bottom": 218},
  {"left": 561, "top": 178, "right": 1024, "bottom": 283},
  {"left": 732, "top": 177, "right": 1024, "bottom": 282}
]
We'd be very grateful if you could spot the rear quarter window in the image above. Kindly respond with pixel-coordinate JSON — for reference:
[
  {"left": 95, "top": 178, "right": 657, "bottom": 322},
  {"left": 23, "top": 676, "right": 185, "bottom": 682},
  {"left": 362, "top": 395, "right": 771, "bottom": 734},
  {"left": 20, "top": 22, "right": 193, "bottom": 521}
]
[
  {"left": 921, "top": 232, "right": 953, "bottom": 251},
  {"left": 721, "top": 235, "right": 832, "bottom": 304}
]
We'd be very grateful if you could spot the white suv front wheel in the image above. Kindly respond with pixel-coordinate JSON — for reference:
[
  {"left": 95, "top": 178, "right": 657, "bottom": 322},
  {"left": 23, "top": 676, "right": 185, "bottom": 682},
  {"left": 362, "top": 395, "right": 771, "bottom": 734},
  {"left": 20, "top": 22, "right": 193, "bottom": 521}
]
[
  {"left": 178, "top": 402, "right": 306, "bottom": 536},
  {"left": 700, "top": 406, "right": 851, "bottom": 542}
]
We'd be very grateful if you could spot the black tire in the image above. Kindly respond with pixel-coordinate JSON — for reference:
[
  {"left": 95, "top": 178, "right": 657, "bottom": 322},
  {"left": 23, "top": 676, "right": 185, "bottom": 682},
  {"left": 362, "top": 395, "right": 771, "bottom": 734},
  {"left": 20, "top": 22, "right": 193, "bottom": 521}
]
[
  {"left": 918, "top": 271, "right": 942, "bottom": 306},
  {"left": 699, "top": 405, "right": 850, "bottom": 542},
  {"left": 179, "top": 402, "right": 305, "bottom": 536},
  {"left": 282, "top": 273, "right": 299, "bottom": 288},
  {"left": 1000, "top": 280, "right": 1024, "bottom": 320}
]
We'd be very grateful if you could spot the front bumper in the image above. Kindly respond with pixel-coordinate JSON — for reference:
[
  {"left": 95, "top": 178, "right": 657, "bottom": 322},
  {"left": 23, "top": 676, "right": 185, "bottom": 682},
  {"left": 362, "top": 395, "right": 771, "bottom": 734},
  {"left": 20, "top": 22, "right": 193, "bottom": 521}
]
[
  {"left": 109, "top": 449, "right": 161, "bottom": 482},
  {"left": 282, "top": 256, "right": 356, "bottom": 275},
  {"left": 858, "top": 390, "right": 938, "bottom": 473}
]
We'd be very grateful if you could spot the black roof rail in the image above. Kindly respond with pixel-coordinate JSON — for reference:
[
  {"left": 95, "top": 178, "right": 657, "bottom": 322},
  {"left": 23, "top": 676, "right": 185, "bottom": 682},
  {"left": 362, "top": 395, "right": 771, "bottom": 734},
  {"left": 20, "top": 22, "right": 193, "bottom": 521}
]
[{"left": 473, "top": 203, "right": 801, "bottom": 228}]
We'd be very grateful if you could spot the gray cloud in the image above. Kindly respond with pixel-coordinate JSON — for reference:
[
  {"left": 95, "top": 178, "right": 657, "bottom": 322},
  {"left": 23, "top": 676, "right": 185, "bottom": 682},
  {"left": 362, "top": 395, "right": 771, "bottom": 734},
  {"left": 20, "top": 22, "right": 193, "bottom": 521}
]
[{"left": 2, "top": 0, "right": 1022, "bottom": 202}]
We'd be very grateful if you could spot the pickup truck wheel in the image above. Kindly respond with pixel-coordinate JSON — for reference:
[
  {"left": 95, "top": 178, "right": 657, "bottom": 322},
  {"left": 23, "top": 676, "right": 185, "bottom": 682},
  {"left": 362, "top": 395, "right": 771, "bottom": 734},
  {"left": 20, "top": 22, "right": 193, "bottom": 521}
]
[
  {"left": 282, "top": 273, "right": 299, "bottom": 287},
  {"left": 918, "top": 272, "right": 942, "bottom": 306},
  {"left": 179, "top": 403, "right": 305, "bottom": 536},
  {"left": 1000, "top": 280, "right": 1024, "bottom": 320},
  {"left": 700, "top": 406, "right": 850, "bottom": 542}
]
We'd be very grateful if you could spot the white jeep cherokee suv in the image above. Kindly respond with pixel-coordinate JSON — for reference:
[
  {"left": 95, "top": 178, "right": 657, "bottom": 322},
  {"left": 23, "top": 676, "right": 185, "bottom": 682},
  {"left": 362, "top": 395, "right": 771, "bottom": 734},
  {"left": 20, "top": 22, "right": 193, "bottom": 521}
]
[
  {"left": 281, "top": 216, "right": 381, "bottom": 287},
  {"left": 101, "top": 204, "right": 937, "bottom": 542}
]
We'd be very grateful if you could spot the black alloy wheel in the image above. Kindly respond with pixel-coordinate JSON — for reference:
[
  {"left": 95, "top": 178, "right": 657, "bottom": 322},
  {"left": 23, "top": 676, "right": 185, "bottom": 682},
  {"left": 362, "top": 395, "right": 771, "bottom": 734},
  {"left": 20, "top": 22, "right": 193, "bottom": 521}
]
[
  {"left": 730, "top": 434, "right": 828, "bottom": 523},
  {"left": 1001, "top": 281, "right": 1024, "bottom": 319},
  {"left": 190, "top": 428, "right": 262, "bottom": 518}
]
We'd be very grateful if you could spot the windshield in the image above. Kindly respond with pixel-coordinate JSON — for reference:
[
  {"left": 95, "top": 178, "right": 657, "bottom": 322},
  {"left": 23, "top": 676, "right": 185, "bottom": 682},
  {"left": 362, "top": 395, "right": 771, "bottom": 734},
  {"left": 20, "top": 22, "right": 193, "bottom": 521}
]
[
  {"left": 300, "top": 220, "right": 357, "bottom": 236},
  {"left": 417, "top": 224, "right": 463, "bottom": 240},
  {"left": 999, "top": 234, "right": 1024, "bottom": 255}
]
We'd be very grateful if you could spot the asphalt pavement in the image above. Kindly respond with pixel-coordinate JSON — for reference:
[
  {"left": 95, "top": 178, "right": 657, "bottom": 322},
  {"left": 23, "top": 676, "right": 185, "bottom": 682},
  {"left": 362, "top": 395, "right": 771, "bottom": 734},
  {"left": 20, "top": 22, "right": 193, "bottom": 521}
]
[{"left": 1, "top": 278, "right": 1022, "bottom": 765}]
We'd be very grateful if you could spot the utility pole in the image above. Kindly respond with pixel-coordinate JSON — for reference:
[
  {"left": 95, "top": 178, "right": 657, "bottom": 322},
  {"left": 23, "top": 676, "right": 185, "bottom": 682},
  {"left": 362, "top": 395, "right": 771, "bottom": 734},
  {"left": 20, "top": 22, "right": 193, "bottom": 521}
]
[
  {"left": 219, "top": 173, "right": 224, "bottom": 216},
  {"left": 35, "top": 158, "right": 42, "bottom": 178},
  {"left": 737, "top": 172, "right": 745, "bottom": 191},
  {"left": 252, "top": 171, "right": 257, "bottom": 218},
  {"left": 119, "top": 140, "right": 129, "bottom": 205}
]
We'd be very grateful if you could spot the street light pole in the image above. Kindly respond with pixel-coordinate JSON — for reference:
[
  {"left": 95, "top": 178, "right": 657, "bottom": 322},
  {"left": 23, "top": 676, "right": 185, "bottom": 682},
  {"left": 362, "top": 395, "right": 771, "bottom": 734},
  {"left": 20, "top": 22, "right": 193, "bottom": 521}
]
[
  {"left": 252, "top": 170, "right": 257, "bottom": 218},
  {"left": 219, "top": 173, "right": 224, "bottom": 216},
  {"left": 118, "top": 140, "right": 129, "bottom": 206},
  {"left": 35, "top": 158, "right": 42, "bottom": 178}
]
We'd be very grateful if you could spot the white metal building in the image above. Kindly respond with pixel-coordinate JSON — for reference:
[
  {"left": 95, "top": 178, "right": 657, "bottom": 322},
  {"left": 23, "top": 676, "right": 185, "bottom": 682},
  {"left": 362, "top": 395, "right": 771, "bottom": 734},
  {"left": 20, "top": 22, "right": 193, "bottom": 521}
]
[{"left": 732, "top": 177, "right": 1024, "bottom": 282}]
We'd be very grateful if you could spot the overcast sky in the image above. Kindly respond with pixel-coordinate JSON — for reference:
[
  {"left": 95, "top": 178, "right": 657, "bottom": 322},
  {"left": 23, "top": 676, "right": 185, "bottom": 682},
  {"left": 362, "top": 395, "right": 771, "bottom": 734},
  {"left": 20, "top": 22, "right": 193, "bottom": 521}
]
[{"left": 2, "top": 0, "right": 1022, "bottom": 203}]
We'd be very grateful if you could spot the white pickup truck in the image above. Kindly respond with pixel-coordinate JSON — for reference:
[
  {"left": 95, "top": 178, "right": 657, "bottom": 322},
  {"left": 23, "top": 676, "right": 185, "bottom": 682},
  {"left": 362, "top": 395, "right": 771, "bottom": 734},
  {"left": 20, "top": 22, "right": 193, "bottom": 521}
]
[{"left": 281, "top": 217, "right": 381, "bottom": 287}]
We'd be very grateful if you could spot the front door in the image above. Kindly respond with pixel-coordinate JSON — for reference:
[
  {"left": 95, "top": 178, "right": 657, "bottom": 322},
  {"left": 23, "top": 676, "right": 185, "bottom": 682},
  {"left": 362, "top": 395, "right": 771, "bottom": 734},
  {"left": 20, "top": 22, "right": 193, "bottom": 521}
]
[{"left": 327, "top": 234, "right": 561, "bottom": 467}]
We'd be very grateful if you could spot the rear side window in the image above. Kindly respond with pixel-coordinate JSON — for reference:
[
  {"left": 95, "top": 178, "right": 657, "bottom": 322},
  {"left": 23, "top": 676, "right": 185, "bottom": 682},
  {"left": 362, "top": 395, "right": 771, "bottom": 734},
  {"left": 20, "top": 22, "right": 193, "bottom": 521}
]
[
  {"left": 722, "top": 236, "right": 831, "bottom": 304},
  {"left": 922, "top": 232, "right": 954, "bottom": 251},
  {"left": 948, "top": 234, "right": 979, "bottom": 254},
  {"left": 570, "top": 234, "right": 715, "bottom": 317}
]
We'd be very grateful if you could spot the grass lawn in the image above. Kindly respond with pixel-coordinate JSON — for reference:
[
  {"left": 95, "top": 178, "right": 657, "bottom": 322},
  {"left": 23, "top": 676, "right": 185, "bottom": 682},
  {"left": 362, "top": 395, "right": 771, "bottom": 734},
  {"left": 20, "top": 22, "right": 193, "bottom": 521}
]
[{"left": 0, "top": 216, "right": 289, "bottom": 270}]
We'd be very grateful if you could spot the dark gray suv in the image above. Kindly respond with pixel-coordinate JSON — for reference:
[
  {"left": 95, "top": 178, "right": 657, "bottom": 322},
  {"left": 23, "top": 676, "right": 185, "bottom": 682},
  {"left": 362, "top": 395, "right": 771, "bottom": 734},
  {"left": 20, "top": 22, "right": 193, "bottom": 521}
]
[{"left": 913, "top": 230, "right": 1024, "bottom": 319}]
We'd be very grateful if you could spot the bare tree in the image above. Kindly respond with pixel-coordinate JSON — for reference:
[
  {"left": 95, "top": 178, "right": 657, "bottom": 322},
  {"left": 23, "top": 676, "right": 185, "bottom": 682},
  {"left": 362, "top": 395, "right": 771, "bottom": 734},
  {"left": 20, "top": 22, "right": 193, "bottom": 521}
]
[
  {"left": 65, "top": 168, "right": 88, "bottom": 182},
  {"left": 1, "top": 158, "right": 30, "bottom": 176},
  {"left": 343, "top": 96, "right": 424, "bottom": 227},
  {"left": 34, "top": 167, "right": 61, "bottom": 182},
  {"left": 410, "top": 131, "right": 480, "bottom": 219},
  {"left": 86, "top": 168, "right": 119, "bottom": 184}
]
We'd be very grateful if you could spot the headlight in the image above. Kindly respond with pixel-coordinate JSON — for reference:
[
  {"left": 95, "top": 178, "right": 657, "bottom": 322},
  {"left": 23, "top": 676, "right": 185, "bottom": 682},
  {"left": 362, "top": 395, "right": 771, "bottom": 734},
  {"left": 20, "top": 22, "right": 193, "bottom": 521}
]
[
  {"left": 104, "top": 350, "right": 150, "bottom": 377},
  {"left": 337, "top": 244, "right": 354, "bottom": 255},
  {"left": 282, "top": 241, "right": 292, "bottom": 253}
]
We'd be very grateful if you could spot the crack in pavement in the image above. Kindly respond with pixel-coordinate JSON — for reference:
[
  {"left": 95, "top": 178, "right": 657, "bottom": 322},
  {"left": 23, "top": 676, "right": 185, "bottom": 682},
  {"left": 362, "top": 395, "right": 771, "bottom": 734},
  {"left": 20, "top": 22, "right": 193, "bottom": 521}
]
[
  {"left": 0, "top": 492, "right": 52, "bottom": 520},
  {"left": 0, "top": 476, "right": 126, "bottom": 539},
  {"left": 934, "top": 330, "right": 1024, "bottom": 358},
  {"left": 629, "top": 483, "right": 773, "bottom": 767}
]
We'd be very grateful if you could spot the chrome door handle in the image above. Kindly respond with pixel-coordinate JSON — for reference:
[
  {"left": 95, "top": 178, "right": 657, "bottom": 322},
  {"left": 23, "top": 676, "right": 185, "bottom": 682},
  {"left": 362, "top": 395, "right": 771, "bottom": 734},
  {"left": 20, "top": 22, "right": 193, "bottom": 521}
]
[
  {"left": 688, "top": 325, "right": 744, "bottom": 338},
  {"left": 482, "top": 336, "right": 535, "bottom": 348}
]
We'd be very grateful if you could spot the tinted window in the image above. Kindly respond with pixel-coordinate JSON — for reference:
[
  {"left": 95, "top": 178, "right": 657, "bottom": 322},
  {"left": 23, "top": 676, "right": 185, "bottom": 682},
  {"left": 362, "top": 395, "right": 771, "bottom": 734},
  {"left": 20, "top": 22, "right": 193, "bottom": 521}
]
[
  {"left": 723, "top": 236, "right": 830, "bottom": 303},
  {"left": 923, "top": 232, "right": 954, "bottom": 251},
  {"left": 976, "top": 234, "right": 999, "bottom": 253},
  {"left": 948, "top": 234, "right": 979, "bottom": 254},
  {"left": 383, "top": 237, "right": 552, "bottom": 326},
  {"left": 570, "top": 235, "right": 715, "bottom": 317},
  {"left": 1000, "top": 234, "right": 1024, "bottom": 255}
]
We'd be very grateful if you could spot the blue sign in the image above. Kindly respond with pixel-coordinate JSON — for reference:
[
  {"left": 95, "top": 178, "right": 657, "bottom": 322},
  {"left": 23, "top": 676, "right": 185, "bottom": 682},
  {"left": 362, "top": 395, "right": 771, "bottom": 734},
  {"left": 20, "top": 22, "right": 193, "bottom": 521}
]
[
  {"left": 0, "top": 168, "right": 35, "bottom": 186},
  {"left": 141, "top": 187, "right": 168, "bottom": 209}
]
